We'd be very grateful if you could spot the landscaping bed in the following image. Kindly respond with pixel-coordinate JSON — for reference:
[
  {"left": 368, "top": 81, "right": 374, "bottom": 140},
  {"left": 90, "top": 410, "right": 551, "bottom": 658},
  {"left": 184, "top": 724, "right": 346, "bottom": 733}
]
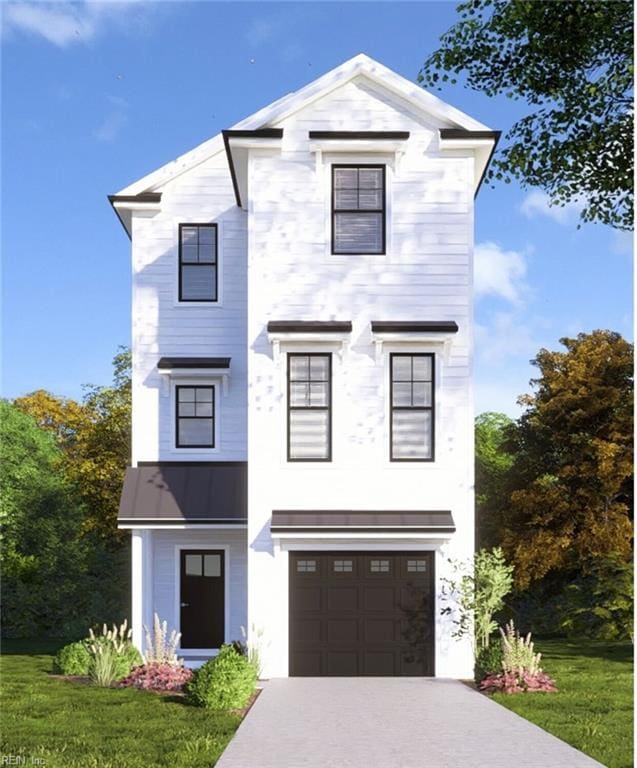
[
  {"left": 491, "top": 639, "right": 633, "bottom": 768},
  {"left": 0, "top": 640, "right": 241, "bottom": 768}
]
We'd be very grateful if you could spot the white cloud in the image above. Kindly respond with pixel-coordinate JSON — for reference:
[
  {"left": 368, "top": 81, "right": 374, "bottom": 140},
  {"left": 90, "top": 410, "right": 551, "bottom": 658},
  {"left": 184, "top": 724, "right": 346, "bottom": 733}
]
[
  {"left": 520, "top": 190, "right": 583, "bottom": 225},
  {"left": 93, "top": 94, "right": 128, "bottom": 142},
  {"left": 474, "top": 241, "right": 528, "bottom": 305},
  {"left": 475, "top": 311, "right": 539, "bottom": 365},
  {"left": 2, "top": 1, "right": 153, "bottom": 48}
]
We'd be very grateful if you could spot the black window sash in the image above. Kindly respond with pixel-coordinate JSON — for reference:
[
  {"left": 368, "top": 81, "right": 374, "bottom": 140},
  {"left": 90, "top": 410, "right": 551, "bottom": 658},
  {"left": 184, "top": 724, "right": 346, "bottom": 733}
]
[
  {"left": 175, "top": 385, "right": 215, "bottom": 448},
  {"left": 178, "top": 223, "right": 218, "bottom": 302},
  {"left": 390, "top": 353, "right": 435, "bottom": 462},
  {"left": 331, "top": 165, "right": 386, "bottom": 255},
  {"left": 287, "top": 353, "right": 332, "bottom": 462}
]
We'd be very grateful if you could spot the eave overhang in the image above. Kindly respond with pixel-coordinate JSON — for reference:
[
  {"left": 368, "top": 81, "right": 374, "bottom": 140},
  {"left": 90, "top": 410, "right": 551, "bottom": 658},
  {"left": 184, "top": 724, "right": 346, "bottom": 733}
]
[
  {"left": 108, "top": 192, "right": 162, "bottom": 239},
  {"left": 222, "top": 128, "right": 284, "bottom": 209},
  {"left": 438, "top": 129, "right": 501, "bottom": 197},
  {"left": 271, "top": 510, "right": 456, "bottom": 538}
]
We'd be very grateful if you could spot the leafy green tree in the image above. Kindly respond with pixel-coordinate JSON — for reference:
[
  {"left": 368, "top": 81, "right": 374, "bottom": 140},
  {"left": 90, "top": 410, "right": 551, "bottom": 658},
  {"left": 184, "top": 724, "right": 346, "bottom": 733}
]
[
  {"left": 502, "top": 330, "right": 633, "bottom": 588},
  {"left": 475, "top": 412, "right": 515, "bottom": 549},
  {"left": 420, "top": 0, "right": 634, "bottom": 229}
]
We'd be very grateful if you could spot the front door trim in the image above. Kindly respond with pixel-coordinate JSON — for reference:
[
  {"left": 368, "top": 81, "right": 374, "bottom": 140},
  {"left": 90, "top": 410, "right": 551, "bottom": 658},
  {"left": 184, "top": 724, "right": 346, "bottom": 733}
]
[{"left": 174, "top": 543, "right": 230, "bottom": 653}]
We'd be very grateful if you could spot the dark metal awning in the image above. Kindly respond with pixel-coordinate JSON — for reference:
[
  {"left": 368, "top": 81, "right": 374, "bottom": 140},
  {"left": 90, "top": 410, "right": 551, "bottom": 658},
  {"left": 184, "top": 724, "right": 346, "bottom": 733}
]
[
  {"left": 270, "top": 510, "right": 455, "bottom": 534},
  {"left": 118, "top": 462, "right": 247, "bottom": 526}
]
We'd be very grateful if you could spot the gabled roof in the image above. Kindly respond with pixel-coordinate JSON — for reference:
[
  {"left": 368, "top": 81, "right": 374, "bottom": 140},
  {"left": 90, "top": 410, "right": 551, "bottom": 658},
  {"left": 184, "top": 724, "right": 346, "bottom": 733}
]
[{"left": 113, "top": 53, "right": 493, "bottom": 198}]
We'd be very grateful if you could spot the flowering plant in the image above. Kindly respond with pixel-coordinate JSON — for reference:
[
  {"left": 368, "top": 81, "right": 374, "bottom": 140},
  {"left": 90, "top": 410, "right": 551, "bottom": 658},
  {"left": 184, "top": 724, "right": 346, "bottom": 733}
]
[{"left": 119, "top": 663, "right": 193, "bottom": 692}]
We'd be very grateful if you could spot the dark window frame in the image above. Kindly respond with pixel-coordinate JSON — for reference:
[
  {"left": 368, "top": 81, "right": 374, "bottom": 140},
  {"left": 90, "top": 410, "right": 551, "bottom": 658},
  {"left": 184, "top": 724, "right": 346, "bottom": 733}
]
[
  {"left": 331, "top": 164, "right": 386, "bottom": 256},
  {"left": 175, "top": 384, "right": 216, "bottom": 449},
  {"left": 389, "top": 352, "right": 435, "bottom": 463},
  {"left": 287, "top": 352, "right": 333, "bottom": 463},
  {"left": 178, "top": 223, "right": 219, "bottom": 303}
]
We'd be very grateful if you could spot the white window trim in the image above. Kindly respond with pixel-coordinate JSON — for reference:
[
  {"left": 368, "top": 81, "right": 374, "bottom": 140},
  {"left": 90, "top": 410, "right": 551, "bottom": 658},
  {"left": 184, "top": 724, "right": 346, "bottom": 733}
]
[
  {"left": 169, "top": 378, "right": 221, "bottom": 455},
  {"left": 173, "top": 218, "right": 224, "bottom": 307},
  {"left": 319, "top": 153, "right": 394, "bottom": 261},
  {"left": 173, "top": 543, "right": 231, "bottom": 655}
]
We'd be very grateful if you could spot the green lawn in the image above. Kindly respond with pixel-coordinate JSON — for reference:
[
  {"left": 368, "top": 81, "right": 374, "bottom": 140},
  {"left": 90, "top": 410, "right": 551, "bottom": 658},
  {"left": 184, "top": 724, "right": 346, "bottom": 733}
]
[
  {"left": 492, "top": 639, "right": 633, "bottom": 768},
  {"left": 0, "top": 640, "right": 240, "bottom": 768}
]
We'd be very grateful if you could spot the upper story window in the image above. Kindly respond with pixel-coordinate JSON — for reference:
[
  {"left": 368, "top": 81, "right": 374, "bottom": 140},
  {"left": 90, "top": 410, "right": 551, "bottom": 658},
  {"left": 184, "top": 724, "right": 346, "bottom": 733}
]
[
  {"left": 179, "top": 223, "right": 218, "bottom": 302},
  {"left": 176, "top": 385, "right": 215, "bottom": 448},
  {"left": 287, "top": 353, "right": 332, "bottom": 462},
  {"left": 332, "top": 165, "right": 385, "bottom": 255},
  {"left": 390, "top": 353, "right": 434, "bottom": 461}
]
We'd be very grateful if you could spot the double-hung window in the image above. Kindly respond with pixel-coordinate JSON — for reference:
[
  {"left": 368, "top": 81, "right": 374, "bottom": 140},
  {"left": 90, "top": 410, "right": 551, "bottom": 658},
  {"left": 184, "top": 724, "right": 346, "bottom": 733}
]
[
  {"left": 390, "top": 353, "right": 434, "bottom": 461},
  {"left": 179, "top": 223, "right": 218, "bottom": 302},
  {"left": 332, "top": 165, "right": 385, "bottom": 254},
  {"left": 176, "top": 386, "right": 215, "bottom": 448},
  {"left": 287, "top": 354, "right": 332, "bottom": 461}
]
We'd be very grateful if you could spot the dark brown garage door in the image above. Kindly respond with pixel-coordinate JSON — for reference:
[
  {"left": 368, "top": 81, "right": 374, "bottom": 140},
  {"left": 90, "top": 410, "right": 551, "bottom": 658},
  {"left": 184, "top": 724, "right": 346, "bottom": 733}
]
[{"left": 289, "top": 552, "right": 434, "bottom": 676}]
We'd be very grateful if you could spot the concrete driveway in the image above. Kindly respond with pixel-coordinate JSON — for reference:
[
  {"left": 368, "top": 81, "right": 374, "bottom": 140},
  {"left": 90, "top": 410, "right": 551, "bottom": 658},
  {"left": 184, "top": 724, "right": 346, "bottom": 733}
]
[{"left": 216, "top": 678, "right": 605, "bottom": 768}]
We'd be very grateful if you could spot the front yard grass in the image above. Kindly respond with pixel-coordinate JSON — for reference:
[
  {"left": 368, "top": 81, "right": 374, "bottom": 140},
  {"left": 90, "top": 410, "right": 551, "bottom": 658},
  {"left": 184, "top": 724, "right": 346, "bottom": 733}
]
[
  {"left": 0, "top": 640, "right": 240, "bottom": 768},
  {"left": 492, "top": 639, "right": 633, "bottom": 768}
]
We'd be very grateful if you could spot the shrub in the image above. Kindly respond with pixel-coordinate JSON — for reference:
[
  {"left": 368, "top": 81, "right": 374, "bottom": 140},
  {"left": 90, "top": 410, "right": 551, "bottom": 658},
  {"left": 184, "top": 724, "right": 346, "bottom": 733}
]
[
  {"left": 119, "top": 663, "right": 193, "bottom": 692},
  {"left": 185, "top": 644, "right": 257, "bottom": 710},
  {"left": 143, "top": 613, "right": 182, "bottom": 665},
  {"left": 53, "top": 641, "right": 91, "bottom": 676},
  {"left": 475, "top": 642, "right": 503, "bottom": 681},
  {"left": 87, "top": 621, "right": 142, "bottom": 685},
  {"left": 479, "top": 620, "right": 557, "bottom": 694}
]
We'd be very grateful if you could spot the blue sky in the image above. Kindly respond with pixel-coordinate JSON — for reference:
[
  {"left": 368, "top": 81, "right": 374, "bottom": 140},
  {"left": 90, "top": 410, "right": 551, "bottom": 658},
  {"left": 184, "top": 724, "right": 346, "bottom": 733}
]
[{"left": 2, "top": 1, "right": 633, "bottom": 416}]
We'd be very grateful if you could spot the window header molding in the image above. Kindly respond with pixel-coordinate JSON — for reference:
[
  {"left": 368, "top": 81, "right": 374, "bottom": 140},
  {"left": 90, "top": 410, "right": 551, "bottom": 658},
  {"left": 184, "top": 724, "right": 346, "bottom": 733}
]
[
  {"left": 267, "top": 321, "right": 352, "bottom": 360},
  {"left": 371, "top": 321, "right": 458, "bottom": 362},
  {"left": 158, "top": 358, "right": 230, "bottom": 394}
]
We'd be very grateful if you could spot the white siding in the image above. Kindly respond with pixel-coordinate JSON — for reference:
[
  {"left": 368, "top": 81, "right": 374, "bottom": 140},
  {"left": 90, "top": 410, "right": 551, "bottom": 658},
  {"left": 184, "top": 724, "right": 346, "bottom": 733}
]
[
  {"left": 247, "top": 77, "right": 475, "bottom": 678},
  {"left": 130, "top": 152, "right": 247, "bottom": 463}
]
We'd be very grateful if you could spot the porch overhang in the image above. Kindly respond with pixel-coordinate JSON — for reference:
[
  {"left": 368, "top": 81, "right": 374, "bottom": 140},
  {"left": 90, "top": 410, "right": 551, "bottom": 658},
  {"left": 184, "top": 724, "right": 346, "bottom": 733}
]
[
  {"left": 118, "top": 462, "right": 247, "bottom": 528},
  {"left": 270, "top": 510, "right": 455, "bottom": 538}
]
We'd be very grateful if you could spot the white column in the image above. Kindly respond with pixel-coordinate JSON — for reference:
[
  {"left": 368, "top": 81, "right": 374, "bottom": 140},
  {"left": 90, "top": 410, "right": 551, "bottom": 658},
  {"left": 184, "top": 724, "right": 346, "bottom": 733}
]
[{"left": 131, "top": 529, "right": 153, "bottom": 652}]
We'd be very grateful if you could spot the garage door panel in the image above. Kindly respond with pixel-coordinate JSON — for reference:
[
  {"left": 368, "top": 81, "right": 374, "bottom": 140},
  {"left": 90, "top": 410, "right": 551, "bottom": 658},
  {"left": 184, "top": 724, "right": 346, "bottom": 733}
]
[
  {"left": 291, "top": 586, "right": 322, "bottom": 612},
  {"left": 327, "top": 585, "right": 358, "bottom": 611},
  {"left": 290, "top": 552, "right": 434, "bottom": 677},
  {"left": 327, "top": 619, "right": 358, "bottom": 644}
]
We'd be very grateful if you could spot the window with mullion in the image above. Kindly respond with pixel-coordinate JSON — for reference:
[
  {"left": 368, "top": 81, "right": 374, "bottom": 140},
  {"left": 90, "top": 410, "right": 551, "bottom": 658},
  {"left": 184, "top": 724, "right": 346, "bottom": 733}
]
[
  {"left": 332, "top": 165, "right": 385, "bottom": 255},
  {"left": 287, "top": 353, "right": 332, "bottom": 461},
  {"left": 176, "top": 385, "right": 215, "bottom": 448},
  {"left": 390, "top": 353, "right": 434, "bottom": 461},
  {"left": 179, "top": 223, "right": 218, "bottom": 302}
]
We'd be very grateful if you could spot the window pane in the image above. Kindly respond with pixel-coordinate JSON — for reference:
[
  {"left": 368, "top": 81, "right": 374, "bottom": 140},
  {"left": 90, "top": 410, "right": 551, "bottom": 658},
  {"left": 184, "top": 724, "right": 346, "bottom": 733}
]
[
  {"left": 412, "top": 382, "right": 433, "bottom": 407},
  {"left": 358, "top": 189, "right": 383, "bottom": 210},
  {"left": 289, "top": 356, "right": 309, "bottom": 381},
  {"left": 179, "top": 402, "right": 196, "bottom": 417},
  {"left": 334, "top": 189, "right": 359, "bottom": 210},
  {"left": 203, "top": 554, "right": 221, "bottom": 577},
  {"left": 198, "top": 228, "right": 216, "bottom": 263},
  {"left": 333, "top": 559, "right": 353, "bottom": 572},
  {"left": 392, "top": 382, "right": 412, "bottom": 407},
  {"left": 297, "top": 559, "right": 316, "bottom": 573},
  {"left": 413, "top": 356, "right": 432, "bottom": 381},
  {"left": 334, "top": 212, "right": 383, "bottom": 253},
  {"left": 196, "top": 388, "right": 213, "bottom": 402},
  {"left": 309, "top": 382, "right": 328, "bottom": 407},
  {"left": 370, "top": 559, "right": 390, "bottom": 573},
  {"left": 185, "top": 554, "right": 202, "bottom": 576},
  {"left": 179, "top": 418, "right": 214, "bottom": 446},
  {"left": 290, "top": 382, "right": 309, "bottom": 407},
  {"left": 179, "top": 388, "right": 196, "bottom": 402},
  {"left": 181, "top": 242, "right": 198, "bottom": 263},
  {"left": 407, "top": 559, "right": 427, "bottom": 573},
  {"left": 392, "top": 357, "right": 412, "bottom": 382},
  {"left": 309, "top": 356, "right": 329, "bottom": 381},
  {"left": 181, "top": 265, "right": 216, "bottom": 300},
  {"left": 289, "top": 410, "right": 329, "bottom": 459},
  {"left": 358, "top": 168, "right": 383, "bottom": 188},
  {"left": 195, "top": 401, "right": 213, "bottom": 417},
  {"left": 392, "top": 411, "right": 432, "bottom": 459},
  {"left": 333, "top": 168, "right": 358, "bottom": 188}
]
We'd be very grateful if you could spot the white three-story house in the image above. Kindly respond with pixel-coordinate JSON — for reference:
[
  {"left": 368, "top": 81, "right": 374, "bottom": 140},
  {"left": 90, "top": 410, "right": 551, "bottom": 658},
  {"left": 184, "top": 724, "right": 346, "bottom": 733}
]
[{"left": 112, "top": 54, "right": 499, "bottom": 678}]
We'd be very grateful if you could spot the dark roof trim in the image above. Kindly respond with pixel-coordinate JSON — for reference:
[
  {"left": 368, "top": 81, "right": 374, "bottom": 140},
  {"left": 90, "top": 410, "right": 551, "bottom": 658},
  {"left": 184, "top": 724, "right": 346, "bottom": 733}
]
[
  {"left": 267, "top": 321, "right": 353, "bottom": 334},
  {"left": 271, "top": 510, "right": 455, "bottom": 534},
  {"left": 371, "top": 321, "right": 459, "bottom": 334},
  {"left": 136, "top": 461, "right": 247, "bottom": 467},
  {"left": 439, "top": 129, "right": 502, "bottom": 197},
  {"left": 222, "top": 128, "right": 284, "bottom": 207},
  {"left": 157, "top": 357, "right": 231, "bottom": 370},
  {"left": 309, "top": 131, "right": 410, "bottom": 140},
  {"left": 107, "top": 193, "right": 162, "bottom": 239},
  {"left": 119, "top": 518, "right": 247, "bottom": 526}
]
